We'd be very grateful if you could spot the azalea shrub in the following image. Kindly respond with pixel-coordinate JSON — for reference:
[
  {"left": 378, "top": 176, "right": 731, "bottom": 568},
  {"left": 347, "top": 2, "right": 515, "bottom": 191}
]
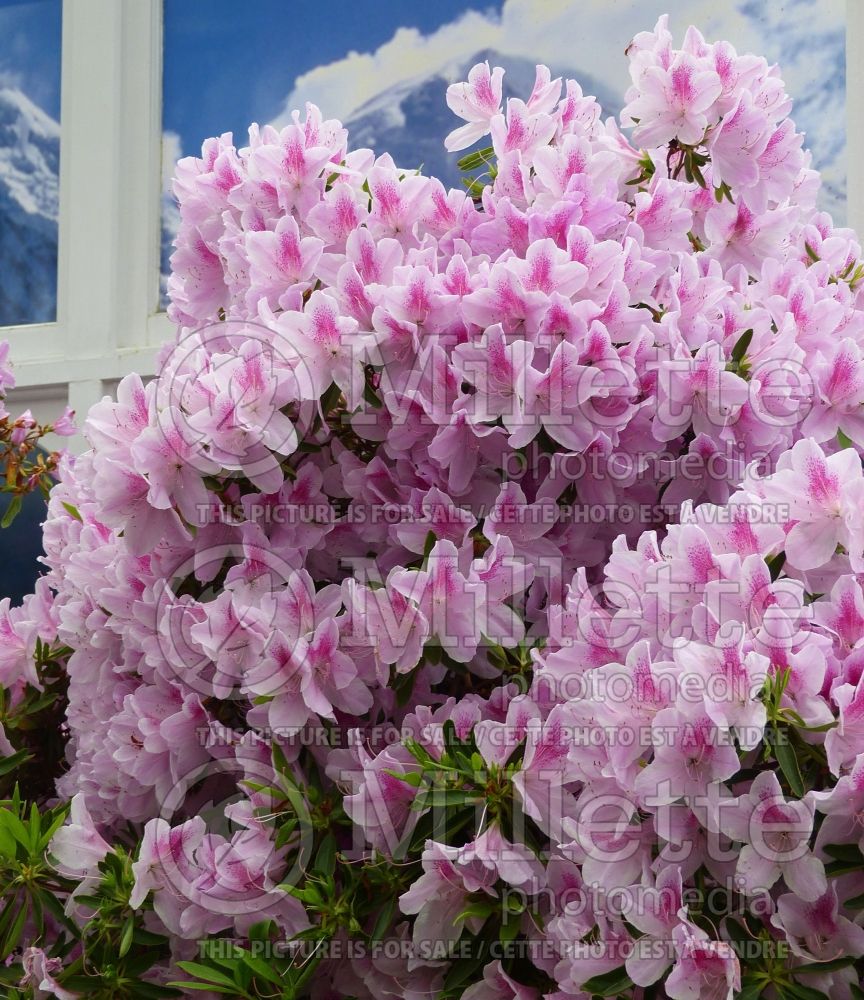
[{"left": 5, "top": 13, "right": 864, "bottom": 1000}]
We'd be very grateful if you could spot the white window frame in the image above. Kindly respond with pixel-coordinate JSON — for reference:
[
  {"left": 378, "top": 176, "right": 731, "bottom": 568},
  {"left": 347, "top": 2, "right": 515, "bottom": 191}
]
[
  {"left": 6, "top": 0, "right": 169, "bottom": 450},
  {"left": 4, "top": 0, "right": 862, "bottom": 452}
]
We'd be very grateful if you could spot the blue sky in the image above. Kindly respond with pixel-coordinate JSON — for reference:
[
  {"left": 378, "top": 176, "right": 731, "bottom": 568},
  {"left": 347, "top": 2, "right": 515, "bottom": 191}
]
[
  {"left": 163, "top": 0, "right": 504, "bottom": 158},
  {"left": 0, "top": 0, "right": 62, "bottom": 118}
]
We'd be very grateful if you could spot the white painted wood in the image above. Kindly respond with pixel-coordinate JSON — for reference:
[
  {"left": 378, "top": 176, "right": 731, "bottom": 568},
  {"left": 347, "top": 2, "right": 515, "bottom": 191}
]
[{"left": 4, "top": 0, "right": 166, "bottom": 454}]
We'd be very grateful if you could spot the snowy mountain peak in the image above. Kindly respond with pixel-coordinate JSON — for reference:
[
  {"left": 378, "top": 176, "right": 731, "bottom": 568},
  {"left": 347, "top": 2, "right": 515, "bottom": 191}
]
[
  {"left": 0, "top": 87, "right": 59, "bottom": 324},
  {"left": 342, "top": 48, "right": 619, "bottom": 190}
]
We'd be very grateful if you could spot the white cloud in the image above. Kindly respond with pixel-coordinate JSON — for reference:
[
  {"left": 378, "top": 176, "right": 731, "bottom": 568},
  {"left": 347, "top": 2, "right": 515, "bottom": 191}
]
[
  {"left": 162, "top": 130, "right": 183, "bottom": 195},
  {"left": 269, "top": 0, "right": 844, "bottom": 216},
  {"left": 272, "top": 10, "right": 506, "bottom": 127}
]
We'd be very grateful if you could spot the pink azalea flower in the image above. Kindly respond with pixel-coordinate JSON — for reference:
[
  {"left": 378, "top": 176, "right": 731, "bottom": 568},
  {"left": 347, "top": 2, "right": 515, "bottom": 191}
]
[
  {"left": 49, "top": 793, "right": 112, "bottom": 877},
  {"left": 624, "top": 865, "right": 687, "bottom": 986},
  {"left": 765, "top": 439, "right": 864, "bottom": 572},
  {"left": 653, "top": 343, "right": 749, "bottom": 443},
  {"left": 707, "top": 91, "right": 772, "bottom": 189},
  {"left": 399, "top": 840, "right": 496, "bottom": 957},
  {"left": 462, "top": 961, "right": 538, "bottom": 1000},
  {"left": 20, "top": 949, "right": 78, "bottom": 1000},
  {"left": 772, "top": 883, "right": 864, "bottom": 962},
  {"left": 457, "top": 822, "right": 545, "bottom": 893},
  {"left": 275, "top": 289, "right": 366, "bottom": 407},
  {"left": 811, "top": 753, "right": 864, "bottom": 851},
  {"left": 665, "top": 924, "right": 740, "bottom": 1000},
  {"left": 720, "top": 770, "right": 826, "bottom": 900},
  {"left": 445, "top": 61, "right": 505, "bottom": 152},
  {"left": 673, "top": 637, "right": 769, "bottom": 749},
  {"left": 391, "top": 539, "right": 487, "bottom": 663},
  {"left": 622, "top": 53, "right": 722, "bottom": 147},
  {"left": 51, "top": 406, "right": 77, "bottom": 437},
  {"left": 825, "top": 672, "right": 864, "bottom": 775},
  {"left": 245, "top": 215, "right": 323, "bottom": 310},
  {"left": 635, "top": 705, "right": 740, "bottom": 807}
]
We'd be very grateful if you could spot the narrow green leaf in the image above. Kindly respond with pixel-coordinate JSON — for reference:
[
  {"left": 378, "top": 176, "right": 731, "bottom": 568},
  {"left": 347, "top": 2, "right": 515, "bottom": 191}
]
[
  {"left": 167, "top": 984, "right": 241, "bottom": 995},
  {"left": 783, "top": 982, "right": 832, "bottom": 1000},
  {"left": 794, "top": 956, "right": 855, "bottom": 973},
  {"left": 774, "top": 735, "right": 805, "bottom": 796},
  {"left": 0, "top": 903, "right": 27, "bottom": 960},
  {"left": 175, "top": 962, "right": 239, "bottom": 989},
  {"left": 823, "top": 843, "right": 863, "bottom": 864},
  {"left": 61, "top": 502, "right": 83, "bottom": 522},
  {"left": 0, "top": 750, "right": 31, "bottom": 777},
  {"left": 1, "top": 496, "right": 22, "bottom": 528},
  {"left": 766, "top": 551, "right": 786, "bottom": 581},
  {"left": 581, "top": 965, "right": 634, "bottom": 997},
  {"left": 730, "top": 328, "right": 754, "bottom": 365},
  {"left": 370, "top": 896, "right": 397, "bottom": 942},
  {"left": 735, "top": 978, "right": 767, "bottom": 1000},
  {"left": 119, "top": 915, "right": 135, "bottom": 957},
  {"left": 239, "top": 951, "right": 284, "bottom": 987},
  {"left": 314, "top": 832, "right": 337, "bottom": 877}
]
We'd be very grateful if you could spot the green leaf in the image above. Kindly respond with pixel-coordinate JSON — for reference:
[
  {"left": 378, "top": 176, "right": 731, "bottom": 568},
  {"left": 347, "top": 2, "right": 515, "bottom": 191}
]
[
  {"left": 766, "top": 551, "right": 786, "bottom": 581},
  {"left": 456, "top": 146, "right": 494, "bottom": 171},
  {"left": 175, "top": 962, "right": 240, "bottom": 989},
  {"left": 239, "top": 950, "right": 285, "bottom": 987},
  {"left": 167, "top": 984, "right": 242, "bottom": 995},
  {"left": 61, "top": 501, "right": 83, "bottom": 522},
  {"left": 382, "top": 768, "right": 423, "bottom": 787},
  {"left": 454, "top": 899, "right": 497, "bottom": 925},
  {"left": 442, "top": 945, "right": 488, "bottom": 992},
  {"left": 782, "top": 982, "right": 831, "bottom": 1000},
  {"left": 0, "top": 903, "right": 27, "bottom": 960},
  {"left": 370, "top": 896, "right": 397, "bottom": 942},
  {"left": 581, "top": 965, "right": 634, "bottom": 997},
  {"left": 37, "top": 804, "right": 70, "bottom": 851},
  {"left": 735, "top": 978, "right": 767, "bottom": 1000},
  {"left": 314, "top": 832, "right": 337, "bottom": 877},
  {"left": 34, "top": 886, "right": 80, "bottom": 938},
  {"left": 422, "top": 529, "right": 437, "bottom": 560},
  {"left": 794, "top": 956, "right": 856, "bottom": 973},
  {"left": 1, "top": 496, "right": 22, "bottom": 528},
  {"left": 424, "top": 788, "right": 482, "bottom": 807},
  {"left": 247, "top": 919, "right": 277, "bottom": 944},
  {"left": 129, "top": 984, "right": 183, "bottom": 999},
  {"left": 0, "top": 749, "right": 31, "bottom": 778},
  {"left": 823, "top": 843, "right": 863, "bottom": 864},
  {"left": 773, "top": 733, "right": 805, "bottom": 796},
  {"left": 319, "top": 381, "right": 342, "bottom": 416},
  {"left": 0, "top": 807, "right": 33, "bottom": 853},
  {"left": 730, "top": 328, "right": 754, "bottom": 365},
  {"left": 119, "top": 915, "right": 135, "bottom": 957}
]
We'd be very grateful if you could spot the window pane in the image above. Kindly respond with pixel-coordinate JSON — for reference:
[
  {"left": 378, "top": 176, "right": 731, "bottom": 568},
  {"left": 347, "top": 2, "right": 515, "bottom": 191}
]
[
  {"left": 0, "top": 0, "right": 62, "bottom": 326},
  {"left": 160, "top": 0, "right": 845, "bottom": 305}
]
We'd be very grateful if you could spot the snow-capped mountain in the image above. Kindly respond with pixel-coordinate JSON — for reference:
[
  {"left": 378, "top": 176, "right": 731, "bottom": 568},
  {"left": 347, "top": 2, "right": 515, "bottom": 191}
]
[
  {"left": 342, "top": 49, "right": 621, "bottom": 189},
  {"left": 0, "top": 87, "right": 59, "bottom": 327}
]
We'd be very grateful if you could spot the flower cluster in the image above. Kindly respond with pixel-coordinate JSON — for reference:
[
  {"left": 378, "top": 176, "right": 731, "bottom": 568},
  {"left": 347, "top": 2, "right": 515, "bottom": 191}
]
[
  {"left": 5, "top": 15, "right": 864, "bottom": 1000},
  {"left": 0, "top": 340, "right": 74, "bottom": 521}
]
